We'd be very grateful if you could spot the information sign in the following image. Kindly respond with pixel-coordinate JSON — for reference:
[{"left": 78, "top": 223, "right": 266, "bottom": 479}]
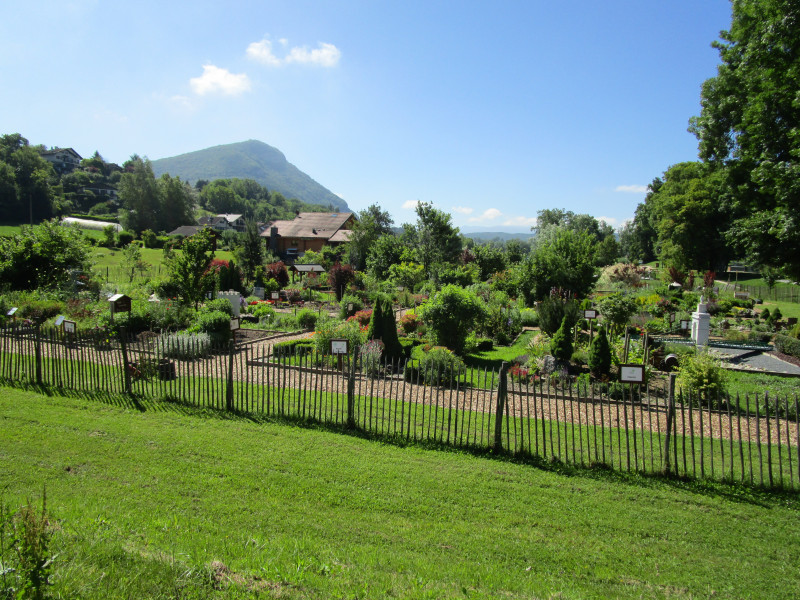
[
  {"left": 619, "top": 364, "right": 644, "bottom": 384},
  {"left": 330, "top": 339, "right": 349, "bottom": 355}
]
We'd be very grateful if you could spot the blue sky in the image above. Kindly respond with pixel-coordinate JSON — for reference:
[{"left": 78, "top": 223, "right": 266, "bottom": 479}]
[{"left": 0, "top": 0, "right": 732, "bottom": 232}]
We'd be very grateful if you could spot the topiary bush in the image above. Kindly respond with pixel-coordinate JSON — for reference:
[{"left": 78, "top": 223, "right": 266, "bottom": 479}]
[
  {"left": 419, "top": 346, "right": 465, "bottom": 387},
  {"left": 203, "top": 298, "right": 234, "bottom": 316},
  {"left": 537, "top": 297, "right": 579, "bottom": 336},
  {"left": 549, "top": 316, "right": 573, "bottom": 362},
  {"left": 588, "top": 327, "right": 611, "bottom": 379}
]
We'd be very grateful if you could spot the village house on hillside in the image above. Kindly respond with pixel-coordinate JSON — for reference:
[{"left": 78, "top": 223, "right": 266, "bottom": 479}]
[
  {"left": 40, "top": 148, "right": 82, "bottom": 174},
  {"left": 261, "top": 211, "right": 355, "bottom": 261},
  {"left": 197, "top": 213, "right": 246, "bottom": 233}
]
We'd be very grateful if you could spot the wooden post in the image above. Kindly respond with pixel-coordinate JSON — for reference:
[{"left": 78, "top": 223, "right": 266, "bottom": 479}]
[
  {"left": 663, "top": 373, "right": 676, "bottom": 475},
  {"left": 346, "top": 351, "right": 357, "bottom": 428},
  {"left": 118, "top": 326, "right": 131, "bottom": 395},
  {"left": 225, "top": 339, "right": 235, "bottom": 411},
  {"left": 494, "top": 362, "right": 509, "bottom": 451},
  {"left": 34, "top": 325, "right": 42, "bottom": 385}
]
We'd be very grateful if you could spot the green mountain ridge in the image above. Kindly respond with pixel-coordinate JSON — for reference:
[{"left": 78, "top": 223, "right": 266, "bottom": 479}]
[{"left": 150, "top": 140, "right": 349, "bottom": 212}]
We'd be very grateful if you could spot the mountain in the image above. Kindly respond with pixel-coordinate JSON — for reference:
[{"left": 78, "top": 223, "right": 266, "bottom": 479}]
[{"left": 150, "top": 140, "right": 349, "bottom": 212}]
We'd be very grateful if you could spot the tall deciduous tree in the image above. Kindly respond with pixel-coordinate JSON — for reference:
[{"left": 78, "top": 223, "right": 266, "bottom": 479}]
[
  {"left": 344, "top": 204, "right": 394, "bottom": 269},
  {"left": 407, "top": 201, "right": 462, "bottom": 278},
  {"left": 165, "top": 228, "right": 215, "bottom": 308},
  {"left": 119, "top": 155, "right": 160, "bottom": 233},
  {"left": 688, "top": 0, "right": 800, "bottom": 278}
]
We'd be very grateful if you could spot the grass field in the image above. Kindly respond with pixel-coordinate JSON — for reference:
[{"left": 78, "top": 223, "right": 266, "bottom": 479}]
[{"left": 1, "top": 386, "right": 798, "bottom": 599}]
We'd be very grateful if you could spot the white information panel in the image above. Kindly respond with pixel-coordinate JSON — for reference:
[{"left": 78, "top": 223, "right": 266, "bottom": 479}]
[
  {"left": 330, "top": 339, "right": 349, "bottom": 355},
  {"left": 620, "top": 364, "right": 644, "bottom": 384}
]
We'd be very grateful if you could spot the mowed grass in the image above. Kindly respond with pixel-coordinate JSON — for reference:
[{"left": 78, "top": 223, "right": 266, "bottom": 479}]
[{"left": 1, "top": 386, "right": 799, "bottom": 599}]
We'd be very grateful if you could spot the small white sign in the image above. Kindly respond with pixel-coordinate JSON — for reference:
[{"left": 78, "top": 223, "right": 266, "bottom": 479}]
[
  {"left": 680, "top": 319, "right": 690, "bottom": 330},
  {"left": 271, "top": 291, "right": 280, "bottom": 300},
  {"left": 54, "top": 315, "right": 65, "bottom": 327},
  {"left": 669, "top": 313, "right": 676, "bottom": 323},
  {"left": 6, "top": 307, "right": 17, "bottom": 317},
  {"left": 620, "top": 364, "right": 644, "bottom": 384},
  {"left": 330, "top": 339, "right": 349, "bottom": 355},
  {"left": 230, "top": 318, "right": 240, "bottom": 331},
  {"left": 63, "top": 320, "right": 76, "bottom": 334},
  {"left": 584, "top": 309, "right": 598, "bottom": 320}
]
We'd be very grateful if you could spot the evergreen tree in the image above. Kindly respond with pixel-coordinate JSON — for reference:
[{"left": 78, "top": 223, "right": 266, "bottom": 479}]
[
  {"left": 549, "top": 316, "right": 573, "bottom": 362},
  {"left": 588, "top": 327, "right": 612, "bottom": 379}
]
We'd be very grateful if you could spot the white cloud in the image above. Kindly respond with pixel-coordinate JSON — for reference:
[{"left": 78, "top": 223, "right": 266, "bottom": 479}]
[
  {"left": 452, "top": 206, "right": 474, "bottom": 215},
  {"left": 286, "top": 42, "right": 341, "bottom": 67},
  {"left": 615, "top": 184, "right": 648, "bottom": 194},
  {"left": 190, "top": 65, "right": 251, "bottom": 96},
  {"left": 596, "top": 216, "right": 619, "bottom": 227},
  {"left": 402, "top": 200, "right": 420, "bottom": 210},
  {"left": 246, "top": 39, "right": 282, "bottom": 66},
  {"left": 247, "top": 38, "right": 341, "bottom": 67},
  {"left": 502, "top": 216, "right": 538, "bottom": 227},
  {"left": 468, "top": 208, "right": 502, "bottom": 222}
]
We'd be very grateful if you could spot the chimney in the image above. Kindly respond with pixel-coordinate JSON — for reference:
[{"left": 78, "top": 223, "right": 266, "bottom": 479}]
[{"left": 269, "top": 226, "right": 278, "bottom": 252}]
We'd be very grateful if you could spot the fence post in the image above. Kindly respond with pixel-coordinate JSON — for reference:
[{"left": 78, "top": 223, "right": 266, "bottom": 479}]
[
  {"left": 347, "top": 351, "right": 357, "bottom": 428},
  {"left": 494, "top": 362, "right": 509, "bottom": 451},
  {"left": 225, "top": 339, "right": 235, "bottom": 411},
  {"left": 34, "top": 325, "right": 43, "bottom": 385},
  {"left": 119, "top": 326, "right": 132, "bottom": 395},
  {"left": 663, "top": 373, "right": 676, "bottom": 475}
]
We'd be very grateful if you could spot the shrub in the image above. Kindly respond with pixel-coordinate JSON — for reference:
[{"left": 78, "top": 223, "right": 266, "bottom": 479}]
[
  {"left": 598, "top": 293, "right": 638, "bottom": 336},
  {"left": 158, "top": 332, "right": 212, "bottom": 359},
  {"left": 399, "top": 312, "right": 420, "bottom": 334},
  {"left": 549, "top": 316, "right": 573, "bottom": 362},
  {"left": 676, "top": 351, "right": 727, "bottom": 402},
  {"left": 418, "top": 285, "right": 487, "bottom": 354},
  {"left": 360, "top": 339, "right": 385, "bottom": 377},
  {"left": 419, "top": 346, "right": 465, "bottom": 387},
  {"left": 273, "top": 339, "right": 315, "bottom": 358},
  {"left": 296, "top": 308, "right": 318, "bottom": 330},
  {"left": 141, "top": 229, "right": 159, "bottom": 248},
  {"left": 266, "top": 261, "right": 289, "bottom": 288},
  {"left": 774, "top": 335, "right": 800, "bottom": 359},
  {"left": 520, "top": 308, "right": 538, "bottom": 327},
  {"left": 588, "top": 327, "right": 612, "bottom": 378},
  {"left": 536, "top": 297, "right": 579, "bottom": 336},
  {"left": 329, "top": 262, "right": 356, "bottom": 300},
  {"left": 250, "top": 302, "right": 276, "bottom": 321},
  {"left": 117, "top": 230, "right": 135, "bottom": 246},
  {"left": 338, "top": 293, "right": 364, "bottom": 319},
  {"left": 313, "top": 319, "right": 365, "bottom": 355},
  {"left": 202, "top": 298, "right": 234, "bottom": 316},
  {"left": 188, "top": 310, "right": 231, "bottom": 345},
  {"left": 352, "top": 309, "right": 373, "bottom": 327}
]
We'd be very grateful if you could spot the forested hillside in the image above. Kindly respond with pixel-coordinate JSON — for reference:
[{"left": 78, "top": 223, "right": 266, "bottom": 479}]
[{"left": 150, "top": 140, "right": 349, "bottom": 212}]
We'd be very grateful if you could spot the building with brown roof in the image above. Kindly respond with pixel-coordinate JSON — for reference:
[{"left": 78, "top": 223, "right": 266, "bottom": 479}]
[{"left": 261, "top": 212, "right": 355, "bottom": 260}]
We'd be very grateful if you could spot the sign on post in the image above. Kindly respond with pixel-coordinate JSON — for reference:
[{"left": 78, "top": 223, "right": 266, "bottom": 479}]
[
  {"left": 680, "top": 319, "right": 690, "bottom": 330},
  {"left": 6, "top": 307, "right": 17, "bottom": 317},
  {"left": 584, "top": 309, "right": 598, "bottom": 320},
  {"left": 330, "top": 339, "right": 349, "bottom": 355},
  {"left": 619, "top": 364, "right": 644, "bottom": 384},
  {"left": 54, "top": 315, "right": 65, "bottom": 327},
  {"left": 271, "top": 291, "right": 280, "bottom": 302},
  {"left": 63, "top": 320, "right": 76, "bottom": 334},
  {"left": 230, "top": 318, "right": 240, "bottom": 331}
]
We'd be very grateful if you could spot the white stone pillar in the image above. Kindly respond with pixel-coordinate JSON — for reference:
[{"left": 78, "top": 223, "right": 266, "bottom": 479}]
[
  {"left": 691, "top": 296, "right": 711, "bottom": 346},
  {"left": 217, "top": 290, "right": 242, "bottom": 318}
]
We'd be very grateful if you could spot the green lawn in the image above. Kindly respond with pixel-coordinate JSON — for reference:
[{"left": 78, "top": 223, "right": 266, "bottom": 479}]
[{"left": 1, "top": 386, "right": 798, "bottom": 599}]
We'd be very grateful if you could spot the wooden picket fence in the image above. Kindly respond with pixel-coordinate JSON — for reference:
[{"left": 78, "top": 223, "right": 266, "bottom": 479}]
[{"left": 0, "top": 325, "right": 797, "bottom": 490}]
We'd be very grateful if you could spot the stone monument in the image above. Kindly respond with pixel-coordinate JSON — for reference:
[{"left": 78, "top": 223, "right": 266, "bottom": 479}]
[{"left": 691, "top": 295, "right": 711, "bottom": 346}]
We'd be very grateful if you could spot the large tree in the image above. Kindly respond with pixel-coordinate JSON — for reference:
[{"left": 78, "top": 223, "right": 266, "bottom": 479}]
[
  {"left": 0, "top": 134, "right": 55, "bottom": 224},
  {"left": 344, "top": 203, "right": 394, "bottom": 269},
  {"left": 118, "top": 155, "right": 160, "bottom": 233},
  {"left": 688, "top": 0, "right": 800, "bottom": 277},
  {"left": 406, "top": 201, "right": 462, "bottom": 278}
]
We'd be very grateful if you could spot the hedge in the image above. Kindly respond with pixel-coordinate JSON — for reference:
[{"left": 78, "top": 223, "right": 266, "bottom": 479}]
[{"left": 774, "top": 334, "right": 800, "bottom": 359}]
